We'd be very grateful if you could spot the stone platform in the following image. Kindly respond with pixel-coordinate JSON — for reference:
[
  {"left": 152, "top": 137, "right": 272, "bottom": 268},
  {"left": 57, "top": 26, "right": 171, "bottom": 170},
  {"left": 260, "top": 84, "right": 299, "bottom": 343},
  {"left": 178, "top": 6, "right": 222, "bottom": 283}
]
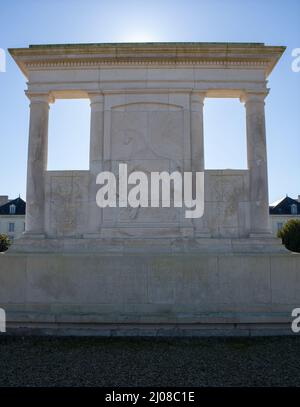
[{"left": 1, "top": 246, "right": 300, "bottom": 336}]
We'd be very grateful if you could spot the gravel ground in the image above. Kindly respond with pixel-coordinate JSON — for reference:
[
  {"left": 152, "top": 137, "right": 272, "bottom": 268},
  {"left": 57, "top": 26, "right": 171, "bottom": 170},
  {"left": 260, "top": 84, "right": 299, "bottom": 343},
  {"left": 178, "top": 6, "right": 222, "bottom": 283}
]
[{"left": 0, "top": 336, "right": 299, "bottom": 386}]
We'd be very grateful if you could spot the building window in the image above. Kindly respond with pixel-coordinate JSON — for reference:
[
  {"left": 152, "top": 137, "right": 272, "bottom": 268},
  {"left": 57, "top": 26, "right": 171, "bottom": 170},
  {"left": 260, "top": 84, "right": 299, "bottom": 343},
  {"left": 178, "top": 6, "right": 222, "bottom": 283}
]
[
  {"left": 8, "top": 222, "right": 15, "bottom": 233},
  {"left": 9, "top": 204, "right": 16, "bottom": 214},
  {"left": 277, "top": 222, "right": 283, "bottom": 232},
  {"left": 291, "top": 204, "right": 298, "bottom": 215}
]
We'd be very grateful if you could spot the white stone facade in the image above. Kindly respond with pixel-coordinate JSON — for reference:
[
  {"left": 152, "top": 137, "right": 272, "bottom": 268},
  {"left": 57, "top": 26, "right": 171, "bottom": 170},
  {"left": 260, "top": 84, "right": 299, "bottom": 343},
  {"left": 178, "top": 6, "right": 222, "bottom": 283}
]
[
  {"left": 2, "top": 43, "right": 299, "bottom": 335},
  {"left": 270, "top": 214, "right": 300, "bottom": 236},
  {"left": 8, "top": 42, "right": 286, "bottom": 250},
  {"left": 0, "top": 215, "right": 25, "bottom": 240}
]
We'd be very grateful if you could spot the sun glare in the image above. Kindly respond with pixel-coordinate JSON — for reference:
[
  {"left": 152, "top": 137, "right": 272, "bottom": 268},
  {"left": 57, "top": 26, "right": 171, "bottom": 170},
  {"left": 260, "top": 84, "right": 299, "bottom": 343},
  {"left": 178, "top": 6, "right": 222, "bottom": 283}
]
[{"left": 120, "top": 30, "right": 160, "bottom": 43}]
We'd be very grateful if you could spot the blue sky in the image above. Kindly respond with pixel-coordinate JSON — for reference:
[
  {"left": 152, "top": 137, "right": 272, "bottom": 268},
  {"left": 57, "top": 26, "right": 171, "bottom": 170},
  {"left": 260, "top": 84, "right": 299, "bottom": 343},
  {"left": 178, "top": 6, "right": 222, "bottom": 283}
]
[{"left": 0, "top": 0, "right": 299, "bottom": 203}]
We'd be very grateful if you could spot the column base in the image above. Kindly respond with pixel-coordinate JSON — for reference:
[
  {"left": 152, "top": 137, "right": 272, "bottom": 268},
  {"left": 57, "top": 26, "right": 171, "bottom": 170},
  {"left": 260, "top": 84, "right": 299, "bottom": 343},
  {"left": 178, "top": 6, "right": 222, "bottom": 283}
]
[
  {"left": 23, "top": 232, "right": 46, "bottom": 239},
  {"left": 8, "top": 236, "right": 287, "bottom": 254},
  {"left": 194, "top": 232, "right": 211, "bottom": 238},
  {"left": 249, "top": 232, "right": 273, "bottom": 238}
]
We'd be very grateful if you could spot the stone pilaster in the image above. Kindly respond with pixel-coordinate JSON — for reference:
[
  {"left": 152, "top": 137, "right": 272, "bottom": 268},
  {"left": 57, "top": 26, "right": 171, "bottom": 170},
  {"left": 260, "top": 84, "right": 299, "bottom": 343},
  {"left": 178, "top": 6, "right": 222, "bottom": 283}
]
[
  {"left": 190, "top": 91, "right": 205, "bottom": 173},
  {"left": 242, "top": 91, "right": 271, "bottom": 235},
  {"left": 89, "top": 93, "right": 104, "bottom": 166},
  {"left": 87, "top": 93, "right": 104, "bottom": 235},
  {"left": 190, "top": 91, "right": 209, "bottom": 237},
  {"left": 25, "top": 93, "right": 52, "bottom": 236}
]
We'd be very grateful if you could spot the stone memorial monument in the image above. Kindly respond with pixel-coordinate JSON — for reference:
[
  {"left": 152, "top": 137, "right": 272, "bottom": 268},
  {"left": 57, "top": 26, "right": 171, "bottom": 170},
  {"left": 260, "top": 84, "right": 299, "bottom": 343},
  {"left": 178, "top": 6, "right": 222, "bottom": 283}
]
[{"left": 1, "top": 42, "right": 299, "bottom": 335}]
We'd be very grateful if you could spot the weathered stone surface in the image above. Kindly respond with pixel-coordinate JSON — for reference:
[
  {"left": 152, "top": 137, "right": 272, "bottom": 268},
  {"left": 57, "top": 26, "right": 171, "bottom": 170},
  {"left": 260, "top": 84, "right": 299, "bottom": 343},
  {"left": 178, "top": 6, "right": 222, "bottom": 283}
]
[
  {"left": 4, "top": 43, "right": 294, "bottom": 336},
  {"left": 0, "top": 251, "right": 299, "bottom": 335},
  {"left": 8, "top": 42, "right": 286, "bottom": 248}
]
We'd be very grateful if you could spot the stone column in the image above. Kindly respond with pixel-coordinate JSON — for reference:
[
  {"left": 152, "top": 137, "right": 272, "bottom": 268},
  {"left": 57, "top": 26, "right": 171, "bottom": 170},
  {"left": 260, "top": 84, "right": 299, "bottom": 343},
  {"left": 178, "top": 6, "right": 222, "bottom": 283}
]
[
  {"left": 25, "top": 93, "right": 52, "bottom": 236},
  {"left": 87, "top": 93, "right": 104, "bottom": 235},
  {"left": 243, "top": 91, "right": 271, "bottom": 235},
  {"left": 190, "top": 91, "right": 209, "bottom": 237},
  {"left": 191, "top": 91, "right": 205, "bottom": 173},
  {"left": 89, "top": 93, "right": 104, "bottom": 166}
]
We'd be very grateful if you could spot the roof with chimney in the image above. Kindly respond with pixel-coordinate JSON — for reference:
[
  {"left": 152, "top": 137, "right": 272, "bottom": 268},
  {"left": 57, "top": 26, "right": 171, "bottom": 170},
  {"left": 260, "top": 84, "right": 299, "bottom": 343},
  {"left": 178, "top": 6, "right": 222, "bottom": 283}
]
[
  {"left": 0, "top": 197, "right": 26, "bottom": 215},
  {"left": 269, "top": 196, "right": 300, "bottom": 215}
]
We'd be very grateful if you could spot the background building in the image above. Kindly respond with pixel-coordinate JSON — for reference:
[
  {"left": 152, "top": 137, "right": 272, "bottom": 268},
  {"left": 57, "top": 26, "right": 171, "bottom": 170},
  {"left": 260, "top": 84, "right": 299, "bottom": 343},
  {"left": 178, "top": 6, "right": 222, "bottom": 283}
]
[
  {"left": 269, "top": 195, "right": 300, "bottom": 235},
  {"left": 0, "top": 196, "right": 26, "bottom": 240}
]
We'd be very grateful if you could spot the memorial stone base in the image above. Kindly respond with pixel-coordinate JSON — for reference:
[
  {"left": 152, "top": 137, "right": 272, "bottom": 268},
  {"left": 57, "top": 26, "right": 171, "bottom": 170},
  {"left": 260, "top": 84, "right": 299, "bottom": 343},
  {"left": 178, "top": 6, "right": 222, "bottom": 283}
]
[
  {"left": 1, "top": 241, "right": 300, "bottom": 336},
  {"left": 4, "top": 42, "right": 298, "bottom": 336}
]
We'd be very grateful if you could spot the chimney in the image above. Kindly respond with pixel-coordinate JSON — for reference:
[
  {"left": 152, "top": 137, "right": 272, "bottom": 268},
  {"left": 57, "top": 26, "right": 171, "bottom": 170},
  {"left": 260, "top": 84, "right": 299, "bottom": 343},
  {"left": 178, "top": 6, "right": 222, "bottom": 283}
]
[
  {"left": 298, "top": 195, "right": 300, "bottom": 203},
  {"left": 0, "top": 195, "right": 9, "bottom": 206}
]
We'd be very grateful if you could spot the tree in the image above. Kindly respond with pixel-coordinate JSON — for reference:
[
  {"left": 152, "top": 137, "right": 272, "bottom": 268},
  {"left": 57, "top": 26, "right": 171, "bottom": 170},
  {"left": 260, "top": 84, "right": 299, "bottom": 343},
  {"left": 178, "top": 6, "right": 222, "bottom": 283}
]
[
  {"left": 0, "top": 234, "right": 11, "bottom": 252},
  {"left": 278, "top": 219, "right": 300, "bottom": 253}
]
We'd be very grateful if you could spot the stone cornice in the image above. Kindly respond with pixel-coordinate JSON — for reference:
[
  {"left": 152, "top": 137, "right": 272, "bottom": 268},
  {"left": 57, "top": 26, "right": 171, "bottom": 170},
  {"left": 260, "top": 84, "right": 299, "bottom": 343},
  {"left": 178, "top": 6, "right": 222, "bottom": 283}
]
[{"left": 9, "top": 42, "right": 286, "bottom": 79}]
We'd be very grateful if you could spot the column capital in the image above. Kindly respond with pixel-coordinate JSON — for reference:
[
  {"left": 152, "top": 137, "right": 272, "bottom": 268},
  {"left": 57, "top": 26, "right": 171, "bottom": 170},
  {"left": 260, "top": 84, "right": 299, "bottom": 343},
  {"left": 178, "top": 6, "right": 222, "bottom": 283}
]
[
  {"left": 240, "top": 90, "right": 269, "bottom": 104},
  {"left": 191, "top": 91, "right": 206, "bottom": 112},
  {"left": 191, "top": 91, "right": 206, "bottom": 104},
  {"left": 25, "top": 91, "right": 55, "bottom": 104},
  {"left": 88, "top": 92, "right": 104, "bottom": 103},
  {"left": 88, "top": 93, "right": 104, "bottom": 113}
]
